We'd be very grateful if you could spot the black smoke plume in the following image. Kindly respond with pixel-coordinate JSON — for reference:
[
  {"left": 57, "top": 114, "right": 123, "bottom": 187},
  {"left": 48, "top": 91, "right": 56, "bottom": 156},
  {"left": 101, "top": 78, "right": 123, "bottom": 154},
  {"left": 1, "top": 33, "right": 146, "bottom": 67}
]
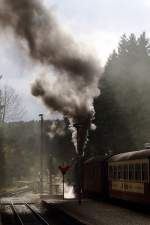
[{"left": 0, "top": 0, "right": 101, "bottom": 154}]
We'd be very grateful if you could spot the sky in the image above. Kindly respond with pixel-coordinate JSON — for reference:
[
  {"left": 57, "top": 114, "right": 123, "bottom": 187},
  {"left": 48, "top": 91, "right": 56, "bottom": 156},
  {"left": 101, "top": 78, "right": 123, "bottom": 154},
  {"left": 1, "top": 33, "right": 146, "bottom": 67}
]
[{"left": 0, "top": 0, "right": 150, "bottom": 121}]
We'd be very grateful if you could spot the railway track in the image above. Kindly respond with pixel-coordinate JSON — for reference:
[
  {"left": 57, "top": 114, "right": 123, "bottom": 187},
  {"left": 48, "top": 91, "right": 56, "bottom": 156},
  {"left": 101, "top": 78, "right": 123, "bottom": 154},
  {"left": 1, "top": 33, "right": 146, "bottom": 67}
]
[{"left": 1, "top": 201, "right": 51, "bottom": 225}]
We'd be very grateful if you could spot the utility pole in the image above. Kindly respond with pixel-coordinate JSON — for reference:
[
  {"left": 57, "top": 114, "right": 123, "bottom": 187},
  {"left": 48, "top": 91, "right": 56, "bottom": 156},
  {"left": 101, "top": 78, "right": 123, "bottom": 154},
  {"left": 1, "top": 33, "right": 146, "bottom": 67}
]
[
  {"left": 39, "top": 114, "right": 44, "bottom": 195},
  {"left": 49, "top": 154, "right": 52, "bottom": 196},
  {"left": 0, "top": 75, "right": 4, "bottom": 123}
]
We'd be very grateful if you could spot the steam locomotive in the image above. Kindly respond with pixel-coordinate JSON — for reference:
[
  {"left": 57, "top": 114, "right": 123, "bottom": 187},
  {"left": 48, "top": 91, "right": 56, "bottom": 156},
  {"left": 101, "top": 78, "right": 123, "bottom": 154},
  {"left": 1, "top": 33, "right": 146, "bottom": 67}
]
[{"left": 83, "top": 148, "right": 150, "bottom": 204}]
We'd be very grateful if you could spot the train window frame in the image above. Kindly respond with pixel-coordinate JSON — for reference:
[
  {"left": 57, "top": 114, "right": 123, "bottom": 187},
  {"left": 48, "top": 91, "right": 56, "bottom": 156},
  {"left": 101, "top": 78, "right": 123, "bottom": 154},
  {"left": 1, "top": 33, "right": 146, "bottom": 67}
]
[
  {"left": 108, "top": 165, "right": 113, "bottom": 179},
  {"left": 142, "top": 162, "right": 148, "bottom": 182},
  {"left": 109, "top": 158, "right": 149, "bottom": 183},
  {"left": 113, "top": 165, "right": 117, "bottom": 179},
  {"left": 134, "top": 163, "right": 142, "bottom": 182},
  {"left": 124, "top": 164, "right": 128, "bottom": 180},
  {"left": 118, "top": 165, "right": 121, "bottom": 179},
  {"left": 129, "top": 164, "right": 135, "bottom": 180}
]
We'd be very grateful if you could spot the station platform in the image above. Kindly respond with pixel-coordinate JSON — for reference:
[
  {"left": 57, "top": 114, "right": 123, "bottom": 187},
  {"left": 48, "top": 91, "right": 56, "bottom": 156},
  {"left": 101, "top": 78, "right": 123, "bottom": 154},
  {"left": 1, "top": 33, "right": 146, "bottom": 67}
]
[{"left": 42, "top": 198, "right": 150, "bottom": 225}]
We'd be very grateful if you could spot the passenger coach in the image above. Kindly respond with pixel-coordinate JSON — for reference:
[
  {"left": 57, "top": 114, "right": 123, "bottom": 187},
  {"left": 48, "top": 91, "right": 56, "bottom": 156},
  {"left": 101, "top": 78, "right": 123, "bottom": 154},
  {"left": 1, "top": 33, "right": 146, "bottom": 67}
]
[
  {"left": 108, "top": 149, "right": 150, "bottom": 204},
  {"left": 83, "top": 156, "right": 108, "bottom": 197}
]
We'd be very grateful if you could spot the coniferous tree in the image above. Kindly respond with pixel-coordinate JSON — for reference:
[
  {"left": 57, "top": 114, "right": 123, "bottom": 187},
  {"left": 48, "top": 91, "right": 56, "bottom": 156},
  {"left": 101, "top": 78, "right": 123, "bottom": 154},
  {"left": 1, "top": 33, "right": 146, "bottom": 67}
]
[{"left": 87, "top": 32, "right": 150, "bottom": 157}]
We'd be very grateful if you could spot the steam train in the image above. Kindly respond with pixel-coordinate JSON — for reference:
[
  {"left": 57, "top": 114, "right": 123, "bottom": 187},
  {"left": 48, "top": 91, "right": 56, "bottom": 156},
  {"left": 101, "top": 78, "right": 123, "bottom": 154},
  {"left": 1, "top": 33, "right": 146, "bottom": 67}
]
[{"left": 83, "top": 148, "right": 150, "bottom": 204}]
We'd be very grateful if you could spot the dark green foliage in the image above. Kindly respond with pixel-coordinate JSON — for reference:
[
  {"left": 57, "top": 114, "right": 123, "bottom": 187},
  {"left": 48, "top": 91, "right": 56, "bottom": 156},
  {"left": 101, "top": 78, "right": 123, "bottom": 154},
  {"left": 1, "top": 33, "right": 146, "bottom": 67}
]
[
  {"left": 0, "top": 117, "right": 76, "bottom": 189},
  {"left": 0, "top": 124, "right": 5, "bottom": 188},
  {"left": 2, "top": 121, "right": 41, "bottom": 186},
  {"left": 87, "top": 32, "right": 150, "bottom": 157}
]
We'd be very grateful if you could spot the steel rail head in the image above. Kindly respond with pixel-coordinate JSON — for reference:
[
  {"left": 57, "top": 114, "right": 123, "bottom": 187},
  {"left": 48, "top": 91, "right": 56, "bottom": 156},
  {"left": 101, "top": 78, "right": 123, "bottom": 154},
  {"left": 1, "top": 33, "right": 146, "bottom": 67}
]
[
  {"left": 25, "top": 202, "right": 50, "bottom": 225},
  {"left": 10, "top": 200, "right": 24, "bottom": 225}
]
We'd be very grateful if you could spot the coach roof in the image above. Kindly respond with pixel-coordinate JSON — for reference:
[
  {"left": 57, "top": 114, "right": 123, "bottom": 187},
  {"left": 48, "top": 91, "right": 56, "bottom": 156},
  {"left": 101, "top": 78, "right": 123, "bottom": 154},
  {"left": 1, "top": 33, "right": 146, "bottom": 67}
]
[
  {"left": 109, "top": 149, "right": 150, "bottom": 162},
  {"left": 84, "top": 155, "right": 109, "bottom": 164}
]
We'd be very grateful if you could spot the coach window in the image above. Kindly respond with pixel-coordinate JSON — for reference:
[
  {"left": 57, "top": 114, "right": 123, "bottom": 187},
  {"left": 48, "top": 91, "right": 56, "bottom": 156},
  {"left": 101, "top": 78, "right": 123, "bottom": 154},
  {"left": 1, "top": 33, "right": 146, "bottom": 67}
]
[
  {"left": 109, "top": 166, "right": 113, "bottom": 179},
  {"left": 120, "top": 165, "right": 124, "bottom": 179},
  {"left": 142, "top": 163, "right": 148, "bottom": 182},
  {"left": 135, "top": 164, "right": 141, "bottom": 181},
  {"left": 118, "top": 165, "right": 121, "bottom": 179},
  {"left": 124, "top": 164, "right": 128, "bottom": 180},
  {"left": 114, "top": 166, "right": 117, "bottom": 179},
  {"left": 129, "top": 164, "right": 134, "bottom": 180}
]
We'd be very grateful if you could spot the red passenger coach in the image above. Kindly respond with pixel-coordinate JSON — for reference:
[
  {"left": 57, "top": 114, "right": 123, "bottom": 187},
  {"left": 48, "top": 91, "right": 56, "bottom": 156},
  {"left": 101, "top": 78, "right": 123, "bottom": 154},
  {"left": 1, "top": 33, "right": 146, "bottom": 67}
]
[
  {"left": 83, "top": 156, "right": 108, "bottom": 197},
  {"left": 108, "top": 149, "right": 150, "bottom": 204}
]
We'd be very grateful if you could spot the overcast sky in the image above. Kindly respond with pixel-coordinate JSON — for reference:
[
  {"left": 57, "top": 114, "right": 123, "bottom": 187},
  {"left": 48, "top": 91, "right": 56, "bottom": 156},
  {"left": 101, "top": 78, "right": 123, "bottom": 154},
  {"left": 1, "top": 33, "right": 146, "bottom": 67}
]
[{"left": 0, "top": 0, "right": 150, "bottom": 121}]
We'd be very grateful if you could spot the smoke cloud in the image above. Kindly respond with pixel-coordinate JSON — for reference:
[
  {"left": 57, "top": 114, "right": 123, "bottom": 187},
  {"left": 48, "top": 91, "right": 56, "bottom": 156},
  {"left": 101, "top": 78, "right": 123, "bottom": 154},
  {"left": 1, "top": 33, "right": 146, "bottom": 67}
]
[
  {"left": 45, "top": 120, "right": 65, "bottom": 139},
  {"left": 0, "top": 0, "right": 101, "bottom": 154}
]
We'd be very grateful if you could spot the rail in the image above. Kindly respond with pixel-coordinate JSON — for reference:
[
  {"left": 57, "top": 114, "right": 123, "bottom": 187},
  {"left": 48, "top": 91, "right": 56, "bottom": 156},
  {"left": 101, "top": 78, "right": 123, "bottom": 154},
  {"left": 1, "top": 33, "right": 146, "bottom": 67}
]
[
  {"left": 10, "top": 201, "right": 24, "bottom": 225},
  {"left": 25, "top": 203, "right": 50, "bottom": 225},
  {"left": 2, "top": 201, "right": 51, "bottom": 225}
]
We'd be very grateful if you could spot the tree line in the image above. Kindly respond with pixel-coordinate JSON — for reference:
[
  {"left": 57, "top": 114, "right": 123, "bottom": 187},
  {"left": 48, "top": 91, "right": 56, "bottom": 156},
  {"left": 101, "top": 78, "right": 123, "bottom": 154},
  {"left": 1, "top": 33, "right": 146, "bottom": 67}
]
[
  {"left": 87, "top": 32, "right": 150, "bottom": 157},
  {"left": 0, "top": 84, "right": 27, "bottom": 189},
  {"left": 0, "top": 118, "right": 75, "bottom": 189}
]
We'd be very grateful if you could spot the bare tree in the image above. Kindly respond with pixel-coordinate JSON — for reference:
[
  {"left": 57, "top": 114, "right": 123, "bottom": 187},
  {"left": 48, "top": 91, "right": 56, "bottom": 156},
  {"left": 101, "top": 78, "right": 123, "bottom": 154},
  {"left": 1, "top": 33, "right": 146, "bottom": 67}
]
[{"left": 1, "top": 86, "right": 26, "bottom": 122}]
